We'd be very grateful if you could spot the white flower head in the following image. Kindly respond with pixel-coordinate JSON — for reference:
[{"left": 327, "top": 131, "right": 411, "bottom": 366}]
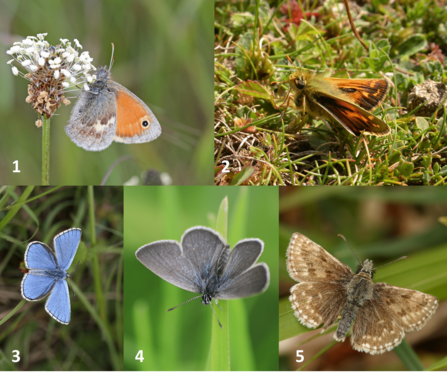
[{"left": 7, "top": 33, "right": 95, "bottom": 117}]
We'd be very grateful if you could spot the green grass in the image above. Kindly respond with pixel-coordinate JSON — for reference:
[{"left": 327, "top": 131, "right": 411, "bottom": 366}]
[
  {"left": 278, "top": 187, "right": 447, "bottom": 370},
  {"left": 0, "top": 186, "right": 123, "bottom": 371},
  {"left": 123, "top": 186, "right": 278, "bottom": 371},
  {"left": 214, "top": 0, "right": 447, "bottom": 185}
]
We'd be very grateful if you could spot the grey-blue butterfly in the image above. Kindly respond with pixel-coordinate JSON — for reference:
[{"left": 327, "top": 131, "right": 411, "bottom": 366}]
[{"left": 135, "top": 226, "right": 270, "bottom": 328}]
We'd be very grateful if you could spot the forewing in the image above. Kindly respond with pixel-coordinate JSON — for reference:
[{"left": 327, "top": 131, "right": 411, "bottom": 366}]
[
  {"left": 21, "top": 273, "right": 56, "bottom": 301},
  {"left": 351, "top": 294, "right": 405, "bottom": 355},
  {"left": 287, "top": 233, "right": 353, "bottom": 284},
  {"left": 290, "top": 281, "right": 347, "bottom": 330},
  {"left": 221, "top": 238, "right": 264, "bottom": 283},
  {"left": 325, "top": 77, "right": 389, "bottom": 111},
  {"left": 373, "top": 282, "right": 438, "bottom": 332},
  {"left": 45, "top": 280, "right": 71, "bottom": 325},
  {"left": 135, "top": 240, "right": 201, "bottom": 293},
  {"left": 108, "top": 81, "right": 162, "bottom": 144},
  {"left": 215, "top": 263, "right": 269, "bottom": 299},
  {"left": 181, "top": 227, "right": 227, "bottom": 280},
  {"left": 315, "top": 94, "right": 390, "bottom": 136},
  {"left": 53, "top": 228, "right": 81, "bottom": 271},
  {"left": 65, "top": 89, "right": 117, "bottom": 151},
  {"left": 24, "top": 242, "right": 57, "bottom": 270}
]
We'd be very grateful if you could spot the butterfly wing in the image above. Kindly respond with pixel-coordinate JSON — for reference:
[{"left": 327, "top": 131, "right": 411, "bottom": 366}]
[
  {"left": 373, "top": 282, "right": 438, "bottom": 332},
  {"left": 351, "top": 283, "right": 438, "bottom": 354},
  {"left": 222, "top": 239, "right": 264, "bottom": 281},
  {"left": 135, "top": 240, "right": 201, "bottom": 293},
  {"left": 53, "top": 228, "right": 81, "bottom": 271},
  {"left": 325, "top": 77, "right": 389, "bottom": 111},
  {"left": 180, "top": 227, "right": 227, "bottom": 281},
  {"left": 65, "top": 86, "right": 117, "bottom": 151},
  {"left": 215, "top": 238, "right": 269, "bottom": 299},
  {"left": 215, "top": 263, "right": 269, "bottom": 299},
  {"left": 351, "top": 290, "right": 405, "bottom": 354},
  {"left": 21, "top": 273, "right": 56, "bottom": 301},
  {"left": 315, "top": 94, "right": 390, "bottom": 136},
  {"left": 287, "top": 233, "right": 353, "bottom": 330},
  {"left": 45, "top": 279, "right": 71, "bottom": 324},
  {"left": 108, "top": 81, "right": 161, "bottom": 145},
  {"left": 24, "top": 241, "right": 58, "bottom": 269}
]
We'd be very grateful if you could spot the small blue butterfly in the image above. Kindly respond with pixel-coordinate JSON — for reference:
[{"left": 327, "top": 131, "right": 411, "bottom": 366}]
[{"left": 21, "top": 228, "right": 82, "bottom": 325}]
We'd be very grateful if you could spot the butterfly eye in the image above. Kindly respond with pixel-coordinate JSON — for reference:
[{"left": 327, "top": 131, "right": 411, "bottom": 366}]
[{"left": 294, "top": 79, "right": 306, "bottom": 90}]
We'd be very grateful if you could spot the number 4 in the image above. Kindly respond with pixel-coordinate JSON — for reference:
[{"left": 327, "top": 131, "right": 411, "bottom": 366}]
[
  {"left": 135, "top": 350, "right": 144, "bottom": 362},
  {"left": 296, "top": 350, "right": 304, "bottom": 363}
]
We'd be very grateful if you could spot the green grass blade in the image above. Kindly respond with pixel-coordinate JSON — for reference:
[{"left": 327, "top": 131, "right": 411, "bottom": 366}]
[{"left": 393, "top": 339, "right": 424, "bottom": 371}]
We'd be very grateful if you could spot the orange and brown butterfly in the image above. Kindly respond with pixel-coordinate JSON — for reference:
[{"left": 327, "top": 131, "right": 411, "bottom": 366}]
[{"left": 285, "top": 61, "right": 390, "bottom": 136}]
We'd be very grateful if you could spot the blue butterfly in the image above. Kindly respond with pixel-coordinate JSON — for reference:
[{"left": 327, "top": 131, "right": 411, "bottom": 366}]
[{"left": 21, "top": 228, "right": 82, "bottom": 325}]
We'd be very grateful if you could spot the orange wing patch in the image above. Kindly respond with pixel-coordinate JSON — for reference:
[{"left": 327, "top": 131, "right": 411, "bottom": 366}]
[
  {"left": 115, "top": 90, "right": 153, "bottom": 138},
  {"left": 325, "top": 78, "right": 389, "bottom": 111},
  {"left": 317, "top": 96, "right": 390, "bottom": 136}
]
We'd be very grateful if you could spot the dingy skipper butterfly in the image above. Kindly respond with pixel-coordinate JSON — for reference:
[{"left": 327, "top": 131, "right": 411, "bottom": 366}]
[{"left": 286, "top": 61, "right": 391, "bottom": 137}]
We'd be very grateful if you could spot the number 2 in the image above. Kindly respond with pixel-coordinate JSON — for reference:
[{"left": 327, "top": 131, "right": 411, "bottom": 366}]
[{"left": 222, "top": 160, "right": 230, "bottom": 173}]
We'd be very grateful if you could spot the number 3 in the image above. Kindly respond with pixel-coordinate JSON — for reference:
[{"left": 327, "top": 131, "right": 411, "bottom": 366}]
[{"left": 12, "top": 350, "right": 20, "bottom": 363}]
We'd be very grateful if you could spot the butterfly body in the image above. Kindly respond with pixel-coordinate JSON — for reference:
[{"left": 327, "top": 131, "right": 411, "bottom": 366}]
[
  {"left": 335, "top": 261, "right": 374, "bottom": 342},
  {"left": 286, "top": 233, "right": 438, "bottom": 354},
  {"left": 21, "top": 228, "right": 82, "bottom": 325},
  {"left": 288, "top": 70, "right": 390, "bottom": 136},
  {"left": 65, "top": 66, "right": 161, "bottom": 151}
]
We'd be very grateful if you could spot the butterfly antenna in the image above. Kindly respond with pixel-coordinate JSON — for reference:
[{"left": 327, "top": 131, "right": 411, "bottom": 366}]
[
  {"left": 338, "top": 234, "right": 362, "bottom": 265},
  {"left": 167, "top": 295, "right": 201, "bottom": 312},
  {"left": 109, "top": 43, "right": 115, "bottom": 71},
  {"left": 209, "top": 302, "right": 223, "bottom": 329},
  {"left": 67, "top": 260, "right": 81, "bottom": 277},
  {"left": 214, "top": 299, "right": 223, "bottom": 311},
  {"left": 287, "top": 55, "right": 299, "bottom": 70},
  {"left": 373, "top": 256, "right": 409, "bottom": 271}
]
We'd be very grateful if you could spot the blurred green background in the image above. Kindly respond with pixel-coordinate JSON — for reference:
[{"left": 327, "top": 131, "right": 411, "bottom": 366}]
[
  {"left": 123, "top": 186, "right": 279, "bottom": 371},
  {"left": 279, "top": 187, "right": 447, "bottom": 371},
  {"left": 0, "top": 186, "right": 123, "bottom": 370},
  {"left": 0, "top": 0, "right": 212, "bottom": 185}
]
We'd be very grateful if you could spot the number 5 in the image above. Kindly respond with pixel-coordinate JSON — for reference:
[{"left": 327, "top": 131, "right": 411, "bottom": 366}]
[{"left": 296, "top": 350, "right": 304, "bottom": 363}]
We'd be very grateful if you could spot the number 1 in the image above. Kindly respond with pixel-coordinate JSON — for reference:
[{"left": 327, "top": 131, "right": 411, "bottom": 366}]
[{"left": 13, "top": 161, "right": 20, "bottom": 173}]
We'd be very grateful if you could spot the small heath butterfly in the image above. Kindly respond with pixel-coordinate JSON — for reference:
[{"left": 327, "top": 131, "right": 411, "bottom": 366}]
[{"left": 65, "top": 45, "right": 161, "bottom": 151}]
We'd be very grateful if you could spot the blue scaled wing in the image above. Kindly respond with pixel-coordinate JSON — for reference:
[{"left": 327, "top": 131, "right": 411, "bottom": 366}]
[
  {"left": 45, "top": 280, "right": 71, "bottom": 325},
  {"left": 24, "top": 242, "right": 58, "bottom": 270},
  {"left": 53, "top": 228, "right": 81, "bottom": 271},
  {"left": 21, "top": 274, "right": 56, "bottom": 301}
]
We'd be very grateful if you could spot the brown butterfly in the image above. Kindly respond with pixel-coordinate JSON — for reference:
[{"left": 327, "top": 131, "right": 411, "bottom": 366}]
[
  {"left": 287, "top": 232, "right": 438, "bottom": 354},
  {"left": 288, "top": 69, "right": 390, "bottom": 136}
]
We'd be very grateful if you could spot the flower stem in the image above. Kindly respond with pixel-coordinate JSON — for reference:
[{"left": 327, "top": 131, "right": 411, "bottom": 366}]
[{"left": 42, "top": 116, "right": 50, "bottom": 185}]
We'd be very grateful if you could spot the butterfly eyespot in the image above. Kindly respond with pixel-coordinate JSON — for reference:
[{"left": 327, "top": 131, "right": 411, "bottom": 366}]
[{"left": 140, "top": 116, "right": 152, "bottom": 129}]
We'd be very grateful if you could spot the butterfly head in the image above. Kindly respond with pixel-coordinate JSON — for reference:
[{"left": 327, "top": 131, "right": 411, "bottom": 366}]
[
  {"left": 356, "top": 259, "right": 375, "bottom": 278},
  {"left": 89, "top": 66, "right": 111, "bottom": 93},
  {"left": 202, "top": 293, "right": 212, "bottom": 305}
]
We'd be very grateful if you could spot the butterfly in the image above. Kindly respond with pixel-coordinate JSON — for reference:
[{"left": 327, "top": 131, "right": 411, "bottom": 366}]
[
  {"left": 65, "top": 47, "right": 161, "bottom": 151},
  {"left": 287, "top": 68, "right": 390, "bottom": 137},
  {"left": 286, "top": 232, "right": 438, "bottom": 354},
  {"left": 135, "top": 226, "right": 270, "bottom": 328},
  {"left": 21, "top": 228, "right": 82, "bottom": 325}
]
